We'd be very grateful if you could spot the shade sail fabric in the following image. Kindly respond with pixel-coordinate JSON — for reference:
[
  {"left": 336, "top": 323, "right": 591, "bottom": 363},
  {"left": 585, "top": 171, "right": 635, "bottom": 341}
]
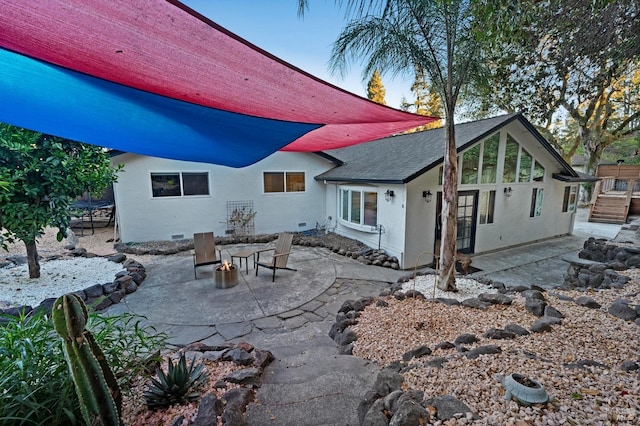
[{"left": 0, "top": 0, "right": 435, "bottom": 166}]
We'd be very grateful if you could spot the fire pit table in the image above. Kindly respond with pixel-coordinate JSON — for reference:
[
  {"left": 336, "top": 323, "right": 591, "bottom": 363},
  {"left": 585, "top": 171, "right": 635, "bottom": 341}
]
[{"left": 214, "top": 261, "right": 239, "bottom": 289}]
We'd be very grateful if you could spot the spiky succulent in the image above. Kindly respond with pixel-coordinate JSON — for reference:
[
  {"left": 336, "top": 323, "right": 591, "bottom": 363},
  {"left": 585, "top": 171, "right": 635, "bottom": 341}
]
[{"left": 143, "top": 353, "right": 208, "bottom": 410}]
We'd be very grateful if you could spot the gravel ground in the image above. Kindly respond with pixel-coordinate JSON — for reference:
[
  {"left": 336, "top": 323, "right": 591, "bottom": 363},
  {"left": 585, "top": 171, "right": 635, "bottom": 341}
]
[{"left": 354, "top": 273, "right": 640, "bottom": 425}]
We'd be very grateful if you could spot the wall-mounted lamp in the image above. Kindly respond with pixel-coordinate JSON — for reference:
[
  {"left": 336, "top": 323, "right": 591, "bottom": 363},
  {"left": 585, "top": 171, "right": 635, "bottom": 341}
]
[
  {"left": 384, "top": 189, "right": 395, "bottom": 202},
  {"left": 422, "top": 190, "right": 433, "bottom": 203},
  {"left": 504, "top": 187, "right": 513, "bottom": 197}
]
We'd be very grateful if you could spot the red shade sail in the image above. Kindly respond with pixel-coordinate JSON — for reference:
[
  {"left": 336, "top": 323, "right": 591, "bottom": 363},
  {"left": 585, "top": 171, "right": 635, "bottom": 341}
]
[{"left": 0, "top": 0, "right": 435, "bottom": 165}]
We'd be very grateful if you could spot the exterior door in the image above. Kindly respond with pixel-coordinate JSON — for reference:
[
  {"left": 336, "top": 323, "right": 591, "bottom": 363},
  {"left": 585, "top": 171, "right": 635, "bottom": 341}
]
[{"left": 435, "top": 190, "right": 478, "bottom": 254}]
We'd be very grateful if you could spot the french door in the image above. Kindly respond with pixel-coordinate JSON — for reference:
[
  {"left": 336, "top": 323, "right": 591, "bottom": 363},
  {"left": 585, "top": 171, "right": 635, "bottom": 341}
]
[{"left": 435, "top": 190, "right": 478, "bottom": 254}]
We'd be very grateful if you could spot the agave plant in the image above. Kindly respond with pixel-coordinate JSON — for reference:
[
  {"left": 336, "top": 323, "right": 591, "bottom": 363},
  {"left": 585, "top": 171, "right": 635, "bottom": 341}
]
[{"left": 143, "top": 353, "right": 209, "bottom": 410}]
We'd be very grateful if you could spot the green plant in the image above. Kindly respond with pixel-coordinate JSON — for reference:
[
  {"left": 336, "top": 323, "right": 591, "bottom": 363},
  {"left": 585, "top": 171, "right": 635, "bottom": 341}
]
[
  {"left": 0, "top": 309, "right": 77, "bottom": 425},
  {"left": 143, "top": 353, "right": 208, "bottom": 410},
  {"left": 52, "top": 294, "right": 121, "bottom": 426},
  {"left": 0, "top": 308, "right": 167, "bottom": 426}
]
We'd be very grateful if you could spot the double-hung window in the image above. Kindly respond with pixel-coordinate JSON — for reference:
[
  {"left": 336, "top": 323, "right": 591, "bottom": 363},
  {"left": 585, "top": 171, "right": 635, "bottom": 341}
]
[
  {"left": 151, "top": 172, "right": 209, "bottom": 198},
  {"left": 340, "top": 188, "right": 378, "bottom": 228}
]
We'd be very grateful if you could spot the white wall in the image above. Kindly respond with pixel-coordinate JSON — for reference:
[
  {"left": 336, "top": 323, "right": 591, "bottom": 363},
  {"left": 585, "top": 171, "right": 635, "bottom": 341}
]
[
  {"left": 328, "top": 183, "right": 409, "bottom": 264},
  {"left": 111, "top": 152, "right": 333, "bottom": 242}
]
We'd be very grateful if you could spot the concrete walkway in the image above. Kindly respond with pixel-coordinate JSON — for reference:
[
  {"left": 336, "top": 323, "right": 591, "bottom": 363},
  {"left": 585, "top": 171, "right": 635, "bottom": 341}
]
[{"left": 105, "top": 208, "right": 632, "bottom": 425}]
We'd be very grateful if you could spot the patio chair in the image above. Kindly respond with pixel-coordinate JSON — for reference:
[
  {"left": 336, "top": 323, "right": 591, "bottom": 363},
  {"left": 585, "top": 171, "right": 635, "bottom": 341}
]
[
  {"left": 192, "top": 232, "right": 222, "bottom": 278},
  {"left": 254, "top": 232, "right": 297, "bottom": 282}
]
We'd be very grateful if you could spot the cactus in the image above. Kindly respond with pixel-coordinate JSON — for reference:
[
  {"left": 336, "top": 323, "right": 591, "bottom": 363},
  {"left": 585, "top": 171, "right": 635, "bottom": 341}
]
[{"left": 52, "top": 294, "right": 122, "bottom": 426}]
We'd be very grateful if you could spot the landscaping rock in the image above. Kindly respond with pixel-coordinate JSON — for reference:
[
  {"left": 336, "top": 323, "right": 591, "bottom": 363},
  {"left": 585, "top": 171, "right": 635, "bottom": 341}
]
[
  {"left": 426, "top": 394, "right": 475, "bottom": 420},
  {"left": 544, "top": 305, "right": 565, "bottom": 319},
  {"left": 373, "top": 368, "right": 404, "bottom": 397},
  {"left": 608, "top": 299, "right": 639, "bottom": 321},
  {"left": 461, "top": 298, "right": 491, "bottom": 310},
  {"left": 362, "top": 399, "right": 389, "bottom": 426},
  {"left": 504, "top": 323, "right": 530, "bottom": 336},
  {"left": 478, "top": 293, "right": 513, "bottom": 305},
  {"left": 466, "top": 345, "right": 501, "bottom": 359},
  {"left": 402, "top": 345, "right": 432, "bottom": 361},
  {"left": 454, "top": 333, "right": 479, "bottom": 345},
  {"left": 483, "top": 328, "right": 516, "bottom": 340},
  {"left": 524, "top": 298, "right": 547, "bottom": 317},
  {"left": 576, "top": 296, "right": 601, "bottom": 309},
  {"left": 389, "top": 399, "right": 430, "bottom": 426}
]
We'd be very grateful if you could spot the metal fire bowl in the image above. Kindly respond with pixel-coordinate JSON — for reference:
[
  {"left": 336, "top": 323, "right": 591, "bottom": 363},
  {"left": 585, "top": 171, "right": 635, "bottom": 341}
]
[{"left": 214, "top": 265, "right": 239, "bottom": 289}]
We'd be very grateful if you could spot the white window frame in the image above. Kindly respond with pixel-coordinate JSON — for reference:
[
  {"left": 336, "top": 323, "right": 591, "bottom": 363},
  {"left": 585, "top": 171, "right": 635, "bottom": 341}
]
[{"left": 339, "top": 186, "right": 379, "bottom": 232}]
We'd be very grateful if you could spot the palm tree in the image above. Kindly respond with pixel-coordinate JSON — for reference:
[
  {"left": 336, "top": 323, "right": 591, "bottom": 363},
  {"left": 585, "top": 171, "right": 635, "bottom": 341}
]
[{"left": 299, "top": 0, "right": 488, "bottom": 290}]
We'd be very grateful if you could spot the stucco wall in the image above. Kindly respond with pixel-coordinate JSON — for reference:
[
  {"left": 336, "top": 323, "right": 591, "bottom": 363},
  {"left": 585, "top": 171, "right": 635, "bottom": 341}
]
[{"left": 111, "top": 152, "right": 333, "bottom": 242}]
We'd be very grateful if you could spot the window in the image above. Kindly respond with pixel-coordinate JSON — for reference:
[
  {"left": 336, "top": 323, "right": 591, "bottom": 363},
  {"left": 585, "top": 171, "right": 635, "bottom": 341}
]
[
  {"left": 533, "top": 161, "right": 545, "bottom": 182},
  {"left": 562, "top": 186, "right": 577, "bottom": 212},
  {"left": 481, "top": 134, "right": 499, "bottom": 184},
  {"left": 460, "top": 133, "right": 500, "bottom": 186},
  {"left": 530, "top": 188, "right": 544, "bottom": 217},
  {"left": 479, "top": 190, "right": 496, "bottom": 224},
  {"left": 263, "top": 172, "right": 305, "bottom": 193},
  {"left": 461, "top": 145, "right": 480, "bottom": 184},
  {"left": 340, "top": 188, "right": 378, "bottom": 228},
  {"left": 151, "top": 172, "right": 209, "bottom": 197},
  {"left": 503, "top": 135, "right": 519, "bottom": 183},
  {"left": 518, "top": 149, "right": 532, "bottom": 182}
]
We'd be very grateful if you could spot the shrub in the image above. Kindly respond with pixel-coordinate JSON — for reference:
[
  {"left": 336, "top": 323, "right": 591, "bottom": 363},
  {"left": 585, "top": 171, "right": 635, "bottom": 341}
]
[{"left": 0, "top": 310, "right": 167, "bottom": 425}]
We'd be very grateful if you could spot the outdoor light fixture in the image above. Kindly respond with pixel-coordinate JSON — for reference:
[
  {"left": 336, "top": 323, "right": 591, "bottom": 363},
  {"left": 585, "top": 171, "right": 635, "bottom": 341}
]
[
  {"left": 385, "top": 189, "right": 395, "bottom": 202},
  {"left": 422, "top": 190, "right": 433, "bottom": 203},
  {"left": 504, "top": 187, "right": 513, "bottom": 197}
]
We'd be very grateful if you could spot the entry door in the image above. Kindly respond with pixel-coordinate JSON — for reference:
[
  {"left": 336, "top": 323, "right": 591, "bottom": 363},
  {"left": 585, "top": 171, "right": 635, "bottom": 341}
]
[
  {"left": 456, "top": 191, "right": 478, "bottom": 254},
  {"left": 435, "top": 190, "right": 478, "bottom": 254}
]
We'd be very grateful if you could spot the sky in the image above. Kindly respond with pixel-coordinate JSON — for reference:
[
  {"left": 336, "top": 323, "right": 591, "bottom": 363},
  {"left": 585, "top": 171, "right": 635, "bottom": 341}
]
[{"left": 181, "top": 0, "right": 413, "bottom": 109}]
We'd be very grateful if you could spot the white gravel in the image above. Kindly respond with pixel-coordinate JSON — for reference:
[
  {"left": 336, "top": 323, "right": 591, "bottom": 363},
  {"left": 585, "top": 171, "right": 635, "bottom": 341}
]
[
  {"left": 402, "top": 274, "right": 497, "bottom": 300},
  {"left": 0, "top": 257, "right": 124, "bottom": 308}
]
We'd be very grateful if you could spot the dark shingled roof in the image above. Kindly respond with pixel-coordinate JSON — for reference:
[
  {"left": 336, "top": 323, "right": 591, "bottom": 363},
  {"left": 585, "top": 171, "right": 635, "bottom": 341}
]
[{"left": 315, "top": 113, "right": 578, "bottom": 184}]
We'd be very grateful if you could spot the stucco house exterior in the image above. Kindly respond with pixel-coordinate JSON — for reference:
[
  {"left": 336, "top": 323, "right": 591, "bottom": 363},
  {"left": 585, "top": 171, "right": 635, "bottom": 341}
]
[{"left": 110, "top": 113, "right": 587, "bottom": 269}]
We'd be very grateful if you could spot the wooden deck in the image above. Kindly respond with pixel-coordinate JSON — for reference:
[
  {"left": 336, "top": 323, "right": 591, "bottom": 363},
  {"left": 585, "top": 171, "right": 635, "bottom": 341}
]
[{"left": 589, "top": 165, "right": 640, "bottom": 224}]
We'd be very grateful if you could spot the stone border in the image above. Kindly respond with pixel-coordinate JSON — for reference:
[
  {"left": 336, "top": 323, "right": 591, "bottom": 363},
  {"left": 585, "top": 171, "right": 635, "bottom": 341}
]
[
  {"left": 0, "top": 251, "right": 146, "bottom": 323},
  {"left": 114, "top": 232, "right": 403, "bottom": 269},
  {"left": 174, "top": 341, "right": 274, "bottom": 425}
]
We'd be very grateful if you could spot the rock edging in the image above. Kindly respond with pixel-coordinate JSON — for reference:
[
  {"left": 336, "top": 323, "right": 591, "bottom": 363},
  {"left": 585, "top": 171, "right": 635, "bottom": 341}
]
[
  {"left": 0, "top": 252, "right": 145, "bottom": 323},
  {"left": 177, "top": 341, "right": 274, "bottom": 426}
]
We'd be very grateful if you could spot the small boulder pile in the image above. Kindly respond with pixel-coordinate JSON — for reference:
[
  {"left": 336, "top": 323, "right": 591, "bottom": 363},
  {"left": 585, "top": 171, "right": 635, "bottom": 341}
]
[
  {"left": 177, "top": 341, "right": 274, "bottom": 426},
  {"left": 563, "top": 238, "right": 637, "bottom": 289}
]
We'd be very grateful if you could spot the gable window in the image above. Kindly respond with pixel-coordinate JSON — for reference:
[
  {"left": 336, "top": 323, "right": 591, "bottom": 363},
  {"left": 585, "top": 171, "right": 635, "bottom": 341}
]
[
  {"left": 151, "top": 172, "right": 209, "bottom": 198},
  {"left": 460, "top": 133, "right": 500, "bottom": 186},
  {"left": 503, "top": 135, "right": 519, "bottom": 183},
  {"left": 263, "top": 172, "right": 305, "bottom": 193},
  {"left": 340, "top": 188, "right": 378, "bottom": 228},
  {"left": 503, "top": 134, "right": 545, "bottom": 183},
  {"left": 479, "top": 190, "right": 496, "bottom": 224},
  {"left": 562, "top": 186, "right": 577, "bottom": 212},
  {"left": 461, "top": 145, "right": 480, "bottom": 184},
  {"left": 481, "top": 134, "right": 500, "bottom": 184},
  {"left": 530, "top": 188, "right": 544, "bottom": 217},
  {"left": 518, "top": 149, "right": 532, "bottom": 182}
]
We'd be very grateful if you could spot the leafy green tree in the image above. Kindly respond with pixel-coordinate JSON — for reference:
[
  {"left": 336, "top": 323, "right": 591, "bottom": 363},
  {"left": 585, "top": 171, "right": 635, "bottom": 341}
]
[
  {"left": 366, "top": 69, "right": 387, "bottom": 105},
  {"left": 0, "top": 124, "right": 119, "bottom": 278},
  {"left": 299, "top": 0, "right": 496, "bottom": 291},
  {"left": 474, "top": 0, "right": 640, "bottom": 176}
]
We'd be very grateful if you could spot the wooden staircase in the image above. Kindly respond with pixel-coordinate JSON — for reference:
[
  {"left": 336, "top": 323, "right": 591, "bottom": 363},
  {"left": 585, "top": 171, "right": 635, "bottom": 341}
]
[
  {"left": 589, "top": 195, "right": 629, "bottom": 223},
  {"left": 589, "top": 177, "right": 633, "bottom": 224}
]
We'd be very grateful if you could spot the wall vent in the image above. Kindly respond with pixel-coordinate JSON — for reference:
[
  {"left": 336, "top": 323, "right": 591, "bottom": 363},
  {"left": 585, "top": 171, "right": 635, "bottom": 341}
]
[
  {"left": 171, "top": 234, "right": 184, "bottom": 240},
  {"left": 298, "top": 222, "right": 307, "bottom": 227}
]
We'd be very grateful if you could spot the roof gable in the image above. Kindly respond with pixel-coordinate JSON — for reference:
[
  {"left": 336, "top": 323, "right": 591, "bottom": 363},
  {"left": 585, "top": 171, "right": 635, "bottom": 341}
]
[{"left": 315, "top": 113, "right": 577, "bottom": 183}]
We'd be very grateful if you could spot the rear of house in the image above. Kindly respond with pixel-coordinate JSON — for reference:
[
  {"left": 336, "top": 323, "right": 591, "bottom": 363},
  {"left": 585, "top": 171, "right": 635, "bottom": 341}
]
[
  {"left": 318, "top": 114, "right": 586, "bottom": 269},
  {"left": 110, "top": 151, "right": 333, "bottom": 242},
  {"left": 110, "top": 113, "right": 587, "bottom": 270}
]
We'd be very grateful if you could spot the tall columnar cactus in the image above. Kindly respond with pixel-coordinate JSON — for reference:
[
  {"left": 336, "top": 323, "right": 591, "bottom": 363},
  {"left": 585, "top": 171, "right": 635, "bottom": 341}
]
[{"left": 52, "top": 294, "right": 122, "bottom": 426}]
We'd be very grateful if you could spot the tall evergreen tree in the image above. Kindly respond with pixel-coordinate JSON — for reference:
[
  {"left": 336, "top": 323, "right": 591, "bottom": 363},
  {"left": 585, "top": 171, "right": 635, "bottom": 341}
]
[{"left": 366, "top": 69, "right": 387, "bottom": 105}]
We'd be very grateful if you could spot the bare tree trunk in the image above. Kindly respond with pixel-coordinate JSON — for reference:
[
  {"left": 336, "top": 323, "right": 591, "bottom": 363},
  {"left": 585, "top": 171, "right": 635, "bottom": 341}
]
[
  {"left": 25, "top": 242, "right": 40, "bottom": 279},
  {"left": 437, "top": 112, "right": 458, "bottom": 291}
]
